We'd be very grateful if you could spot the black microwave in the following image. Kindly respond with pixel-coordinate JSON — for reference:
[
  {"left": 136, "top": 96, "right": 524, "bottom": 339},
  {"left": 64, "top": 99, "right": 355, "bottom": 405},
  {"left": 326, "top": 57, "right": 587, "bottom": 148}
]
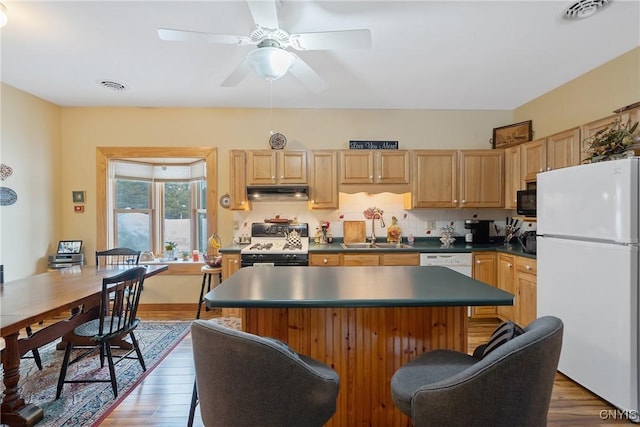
[{"left": 516, "top": 189, "right": 536, "bottom": 217}]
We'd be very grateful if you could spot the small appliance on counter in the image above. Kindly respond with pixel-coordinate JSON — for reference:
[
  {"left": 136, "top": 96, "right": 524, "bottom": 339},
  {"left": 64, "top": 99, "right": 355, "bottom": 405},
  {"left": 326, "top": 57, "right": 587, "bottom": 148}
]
[
  {"left": 518, "top": 230, "right": 537, "bottom": 254},
  {"left": 464, "top": 219, "right": 493, "bottom": 244},
  {"left": 48, "top": 240, "right": 84, "bottom": 270}
]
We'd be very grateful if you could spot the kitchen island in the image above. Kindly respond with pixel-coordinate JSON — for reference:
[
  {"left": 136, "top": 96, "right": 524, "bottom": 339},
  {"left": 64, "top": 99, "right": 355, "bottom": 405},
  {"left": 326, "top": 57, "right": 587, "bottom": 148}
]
[{"left": 204, "top": 265, "right": 513, "bottom": 427}]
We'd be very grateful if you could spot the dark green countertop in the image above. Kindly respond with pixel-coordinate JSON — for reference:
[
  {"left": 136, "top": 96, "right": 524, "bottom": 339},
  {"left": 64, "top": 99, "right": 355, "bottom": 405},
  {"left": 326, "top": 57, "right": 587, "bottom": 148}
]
[
  {"left": 220, "top": 239, "right": 537, "bottom": 259},
  {"left": 204, "top": 266, "right": 514, "bottom": 309}
]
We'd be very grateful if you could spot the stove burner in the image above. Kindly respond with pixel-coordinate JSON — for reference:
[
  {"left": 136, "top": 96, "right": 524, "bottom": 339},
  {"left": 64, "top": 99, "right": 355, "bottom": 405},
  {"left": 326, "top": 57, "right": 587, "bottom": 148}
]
[
  {"left": 283, "top": 243, "right": 302, "bottom": 251},
  {"left": 248, "top": 242, "right": 274, "bottom": 251}
]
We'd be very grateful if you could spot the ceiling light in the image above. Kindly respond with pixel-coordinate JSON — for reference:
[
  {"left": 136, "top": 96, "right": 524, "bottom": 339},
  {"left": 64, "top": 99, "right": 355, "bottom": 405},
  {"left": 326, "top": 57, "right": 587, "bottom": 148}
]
[
  {"left": 564, "top": 0, "right": 609, "bottom": 20},
  {"left": 246, "top": 45, "right": 295, "bottom": 81},
  {"left": 0, "top": 3, "right": 8, "bottom": 28}
]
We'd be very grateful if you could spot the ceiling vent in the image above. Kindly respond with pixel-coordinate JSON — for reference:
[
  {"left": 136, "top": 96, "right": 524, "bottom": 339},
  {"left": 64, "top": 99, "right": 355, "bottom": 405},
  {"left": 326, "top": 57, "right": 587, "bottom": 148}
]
[
  {"left": 97, "top": 79, "right": 127, "bottom": 91},
  {"left": 564, "top": 0, "right": 609, "bottom": 20}
]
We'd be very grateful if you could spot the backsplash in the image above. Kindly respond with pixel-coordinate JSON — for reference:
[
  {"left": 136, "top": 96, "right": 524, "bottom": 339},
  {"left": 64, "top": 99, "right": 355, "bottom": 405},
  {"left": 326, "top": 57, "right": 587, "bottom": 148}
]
[{"left": 231, "top": 192, "right": 536, "bottom": 243}]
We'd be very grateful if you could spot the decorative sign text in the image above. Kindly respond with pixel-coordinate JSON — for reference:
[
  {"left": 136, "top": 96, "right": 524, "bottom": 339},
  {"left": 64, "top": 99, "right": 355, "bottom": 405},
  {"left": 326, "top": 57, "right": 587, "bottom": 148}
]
[{"left": 349, "top": 140, "right": 398, "bottom": 150}]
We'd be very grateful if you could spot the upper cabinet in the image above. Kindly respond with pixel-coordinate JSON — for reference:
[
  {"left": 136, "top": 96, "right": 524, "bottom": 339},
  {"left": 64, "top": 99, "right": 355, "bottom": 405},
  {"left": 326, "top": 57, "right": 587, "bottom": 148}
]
[
  {"left": 411, "top": 150, "right": 458, "bottom": 208},
  {"left": 246, "top": 150, "right": 307, "bottom": 185},
  {"left": 309, "top": 151, "right": 339, "bottom": 210},
  {"left": 229, "top": 150, "right": 248, "bottom": 210},
  {"left": 340, "top": 150, "right": 410, "bottom": 184},
  {"left": 504, "top": 145, "right": 523, "bottom": 209},
  {"left": 522, "top": 128, "right": 580, "bottom": 182},
  {"left": 459, "top": 150, "right": 504, "bottom": 208}
]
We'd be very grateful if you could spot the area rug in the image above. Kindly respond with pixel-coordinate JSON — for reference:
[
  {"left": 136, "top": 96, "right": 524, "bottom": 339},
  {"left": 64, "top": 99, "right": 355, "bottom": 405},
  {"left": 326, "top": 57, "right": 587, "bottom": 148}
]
[{"left": 1, "top": 321, "right": 191, "bottom": 427}]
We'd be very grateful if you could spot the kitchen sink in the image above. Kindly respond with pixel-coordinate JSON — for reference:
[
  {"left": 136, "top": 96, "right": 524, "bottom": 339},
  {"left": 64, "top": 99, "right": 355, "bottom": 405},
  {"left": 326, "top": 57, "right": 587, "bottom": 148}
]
[{"left": 340, "top": 242, "right": 413, "bottom": 249}]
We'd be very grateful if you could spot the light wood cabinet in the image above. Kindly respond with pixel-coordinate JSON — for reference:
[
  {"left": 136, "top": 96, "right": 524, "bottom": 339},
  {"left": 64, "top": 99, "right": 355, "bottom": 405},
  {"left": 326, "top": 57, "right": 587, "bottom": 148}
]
[
  {"left": 471, "top": 252, "right": 497, "bottom": 318},
  {"left": 459, "top": 150, "right": 504, "bottom": 208},
  {"left": 522, "top": 128, "right": 580, "bottom": 182},
  {"left": 340, "top": 150, "right": 409, "bottom": 184},
  {"left": 221, "top": 253, "right": 242, "bottom": 317},
  {"left": 381, "top": 253, "right": 420, "bottom": 266},
  {"left": 515, "top": 257, "right": 537, "bottom": 326},
  {"left": 309, "top": 253, "right": 341, "bottom": 266},
  {"left": 497, "top": 253, "right": 515, "bottom": 321},
  {"left": 342, "top": 253, "right": 380, "bottom": 266},
  {"left": 309, "top": 151, "right": 338, "bottom": 210},
  {"left": 246, "top": 150, "right": 307, "bottom": 185},
  {"left": 504, "top": 145, "right": 523, "bottom": 209},
  {"left": 229, "top": 150, "right": 248, "bottom": 210},
  {"left": 411, "top": 150, "right": 458, "bottom": 208}
]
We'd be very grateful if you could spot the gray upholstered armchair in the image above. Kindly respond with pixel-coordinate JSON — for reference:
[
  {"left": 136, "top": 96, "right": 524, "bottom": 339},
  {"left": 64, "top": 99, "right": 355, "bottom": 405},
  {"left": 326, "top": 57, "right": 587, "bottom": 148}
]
[
  {"left": 190, "top": 319, "right": 340, "bottom": 427},
  {"left": 391, "top": 316, "right": 563, "bottom": 427}
]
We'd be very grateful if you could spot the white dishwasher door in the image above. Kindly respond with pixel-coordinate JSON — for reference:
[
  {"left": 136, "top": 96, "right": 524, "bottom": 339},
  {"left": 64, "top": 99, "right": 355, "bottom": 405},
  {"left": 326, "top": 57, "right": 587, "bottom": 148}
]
[{"left": 419, "top": 253, "right": 472, "bottom": 277}]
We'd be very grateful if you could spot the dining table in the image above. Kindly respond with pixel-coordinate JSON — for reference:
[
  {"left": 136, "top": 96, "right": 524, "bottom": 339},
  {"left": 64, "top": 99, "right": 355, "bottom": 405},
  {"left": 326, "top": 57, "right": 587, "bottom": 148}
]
[{"left": 0, "top": 264, "right": 168, "bottom": 427}]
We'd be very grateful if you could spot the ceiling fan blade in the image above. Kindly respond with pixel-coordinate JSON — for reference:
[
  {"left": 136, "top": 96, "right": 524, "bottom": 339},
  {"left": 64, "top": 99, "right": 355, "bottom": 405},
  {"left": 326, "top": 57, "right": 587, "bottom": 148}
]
[
  {"left": 220, "top": 60, "right": 252, "bottom": 87},
  {"left": 246, "top": 0, "right": 279, "bottom": 29},
  {"left": 158, "top": 28, "right": 250, "bottom": 45},
  {"left": 288, "top": 54, "right": 328, "bottom": 93},
  {"left": 290, "top": 29, "right": 372, "bottom": 51}
]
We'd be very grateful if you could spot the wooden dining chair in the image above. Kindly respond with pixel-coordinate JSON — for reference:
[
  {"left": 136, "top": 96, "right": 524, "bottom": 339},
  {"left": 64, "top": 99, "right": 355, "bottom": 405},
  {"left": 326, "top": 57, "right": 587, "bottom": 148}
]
[
  {"left": 95, "top": 247, "right": 141, "bottom": 266},
  {"left": 56, "top": 266, "right": 147, "bottom": 399}
]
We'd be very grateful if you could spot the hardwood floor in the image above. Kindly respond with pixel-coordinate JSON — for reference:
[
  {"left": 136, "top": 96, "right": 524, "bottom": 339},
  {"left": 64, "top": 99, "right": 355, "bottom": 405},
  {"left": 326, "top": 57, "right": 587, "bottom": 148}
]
[{"left": 97, "top": 309, "right": 628, "bottom": 426}]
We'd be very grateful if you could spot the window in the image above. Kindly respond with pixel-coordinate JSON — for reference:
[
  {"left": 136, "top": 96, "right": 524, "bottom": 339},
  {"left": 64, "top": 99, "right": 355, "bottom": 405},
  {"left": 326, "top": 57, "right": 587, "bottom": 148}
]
[{"left": 107, "top": 158, "right": 209, "bottom": 255}]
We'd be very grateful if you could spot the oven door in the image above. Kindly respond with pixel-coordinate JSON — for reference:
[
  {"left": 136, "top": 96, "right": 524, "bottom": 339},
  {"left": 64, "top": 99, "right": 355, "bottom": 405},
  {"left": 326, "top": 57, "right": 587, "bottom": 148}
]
[{"left": 241, "top": 255, "right": 308, "bottom": 268}]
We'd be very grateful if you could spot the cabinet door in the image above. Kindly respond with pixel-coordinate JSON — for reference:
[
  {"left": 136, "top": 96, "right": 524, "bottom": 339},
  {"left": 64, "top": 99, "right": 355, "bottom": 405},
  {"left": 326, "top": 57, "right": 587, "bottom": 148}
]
[
  {"left": 522, "top": 139, "right": 546, "bottom": 182},
  {"left": 278, "top": 151, "right": 307, "bottom": 184},
  {"left": 246, "top": 151, "right": 277, "bottom": 185},
  {"left": 382, "top": 253, "right": 419, "bottom": 266},
  {"left": 497, "top": 254, "right": 515, "bottom": 321},
  {"left": 229, "top": 151, "right": 248, "bottom": 210},
  {"left": 546, "top": 127, "right": 580, "bottom": 171},
  {"left": 309, "top": 151, "right": 338, "bottom": 209},
  {"left": 342, "top": 253, "right": 380, "bottom": 266},
  {"left": 504, "top": 145, "right": 523, "bottom": 209},
  {"left": 221, "top": 254, "right": 242, "bottom": 317},
  {"left": 376, "top": 151, "right": 409, "bottom": 184},
  {"left": 471, "top": 252, "right": 497, "bottom": 318},
  {"left": 459, "top": 150, "right": 504, "bottom": 208},
  {"left": 515, "top": 272, "right": 537, "bottom": 326},
  {"left": 412, "top": 150, "right": 458, "bottom": 208},
  {"left": 309, "top": 253, "right": 341, "bottom": 266},
  {"left": 340, "top": 151, "right": 374, "bottom": 184}
]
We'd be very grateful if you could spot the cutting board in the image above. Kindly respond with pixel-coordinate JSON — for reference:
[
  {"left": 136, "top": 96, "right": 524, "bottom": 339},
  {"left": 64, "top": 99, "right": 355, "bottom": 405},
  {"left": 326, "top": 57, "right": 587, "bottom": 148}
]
[{"left": 343, "top": 221, "right": 366, "bottom": 243}]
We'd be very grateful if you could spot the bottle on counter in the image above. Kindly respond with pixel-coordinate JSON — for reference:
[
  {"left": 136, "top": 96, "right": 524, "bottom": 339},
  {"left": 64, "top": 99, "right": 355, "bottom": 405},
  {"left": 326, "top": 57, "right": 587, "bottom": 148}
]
[{"left": 387, "top": 216, "right": 402, "bottom": 243}]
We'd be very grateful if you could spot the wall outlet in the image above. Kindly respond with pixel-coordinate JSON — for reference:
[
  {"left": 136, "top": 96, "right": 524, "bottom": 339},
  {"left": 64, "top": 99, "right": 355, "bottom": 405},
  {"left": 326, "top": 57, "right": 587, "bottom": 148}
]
[{"left": 426, "top": 220, "right": 436, "bottom": 231}]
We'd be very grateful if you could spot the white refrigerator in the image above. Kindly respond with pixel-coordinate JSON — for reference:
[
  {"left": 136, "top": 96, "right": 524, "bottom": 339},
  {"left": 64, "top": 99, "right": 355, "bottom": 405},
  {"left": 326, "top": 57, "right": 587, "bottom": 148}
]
[{"left": 537, "top": 158, "right": 639, "bottom": 417}]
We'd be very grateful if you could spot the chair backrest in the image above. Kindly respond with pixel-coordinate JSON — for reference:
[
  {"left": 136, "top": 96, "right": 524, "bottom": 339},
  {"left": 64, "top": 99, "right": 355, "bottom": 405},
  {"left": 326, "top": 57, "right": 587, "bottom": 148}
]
[
  {"left": 191, "top": 319, "right": 339, "bottom": 427},
  {"left": 97, "top": 266, "right": 146, "bottom": 340},
  {"left": 95, "top": 247, "right": 141, "bottom": 267},
  {"left": 412, "top": 316, "right": 563, "bottom": 427}
]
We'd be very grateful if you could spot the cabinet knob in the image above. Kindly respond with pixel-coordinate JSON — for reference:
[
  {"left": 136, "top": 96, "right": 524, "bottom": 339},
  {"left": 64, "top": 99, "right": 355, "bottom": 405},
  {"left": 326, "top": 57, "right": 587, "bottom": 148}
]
[
  {"left": 539, "top": 169, "right": 543, "bottom": 172},
  {"left": 280, "top": 175, "right": 284, "bottom": 179},
  {"left": 271, "top": 176, "right": 276, "bottom": 180},
  {"left": 476, "top": 260, "right": 481, "bottom": 264},
  {"left": 369, "top": 175, "right": 374, "bottom": 180},
  {"left": 546, "top": 167, "right": 551, "bottom": 171},
  {"left": 508, "top": 263, "right": 513, "bottom": 267},
  {"left": 461, "top": 200, "right": 466, "bottom": 204},
  {"left": 378, "top": 175, "right": 382, "bottom": 179},
  {"left": 453, "top": 199, "right": 458, "bottom": 203},
  {"left": 233, "top": 259, "right": 238, "bottom": 264},
  {"left": 526, "top": 265, "right": 531, "bottom": 270},
  {"left": 323, "top": 258, "right": 328, "bottom": 264}
]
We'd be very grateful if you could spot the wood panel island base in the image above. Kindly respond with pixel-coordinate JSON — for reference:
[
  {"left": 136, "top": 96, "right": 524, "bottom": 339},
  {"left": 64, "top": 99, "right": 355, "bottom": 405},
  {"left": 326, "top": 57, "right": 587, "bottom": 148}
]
[{"left": 205, "top": 266, "right": 513, "bottom": 427}]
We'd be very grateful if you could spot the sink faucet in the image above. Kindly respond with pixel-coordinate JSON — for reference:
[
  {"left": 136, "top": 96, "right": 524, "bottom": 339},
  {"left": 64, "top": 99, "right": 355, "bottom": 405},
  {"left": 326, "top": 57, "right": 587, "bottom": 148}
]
[{"left": 369, "top": 212, "right": 385, "bottom": 243}]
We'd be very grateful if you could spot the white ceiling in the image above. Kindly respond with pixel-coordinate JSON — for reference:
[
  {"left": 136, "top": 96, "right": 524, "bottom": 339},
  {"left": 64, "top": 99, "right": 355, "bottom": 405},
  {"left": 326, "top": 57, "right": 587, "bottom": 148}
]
[{"left": 1, "top": 0, "right": 638, "bottom": 110}]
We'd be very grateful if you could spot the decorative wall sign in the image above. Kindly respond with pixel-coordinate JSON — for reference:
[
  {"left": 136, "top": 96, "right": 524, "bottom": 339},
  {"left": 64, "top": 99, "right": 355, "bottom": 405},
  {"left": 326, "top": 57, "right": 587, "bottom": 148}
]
[
  {"left": 492, "top": 120, "right": 533, "bottom": 148},
  {"left": 72, "top": 191, "right": 85, "bottom": 204},
  {"left": 0, "top": 187, "right": 17, "bottom": 206},
  {"left": 349, "top": 140, "right": 398, "bottom": 150},
  {"left": 0, "top": 163, "right": 13, "bottom": 181}
]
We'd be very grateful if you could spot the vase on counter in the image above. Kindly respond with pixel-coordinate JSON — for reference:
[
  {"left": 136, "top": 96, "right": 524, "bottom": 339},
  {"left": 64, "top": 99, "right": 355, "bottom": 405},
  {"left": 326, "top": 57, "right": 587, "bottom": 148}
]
[{"left": 387, "top": 216, "right": 402, "bottom": 243}]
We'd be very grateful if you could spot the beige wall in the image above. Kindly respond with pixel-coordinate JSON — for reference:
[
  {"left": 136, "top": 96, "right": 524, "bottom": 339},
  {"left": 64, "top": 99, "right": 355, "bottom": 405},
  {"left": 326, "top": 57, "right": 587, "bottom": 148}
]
[
  {"left": 514, "top": 47, "right": 640, "bottom": 139},
  {"left": 1, "top": 84, "right": 62, "bottom": 281}
]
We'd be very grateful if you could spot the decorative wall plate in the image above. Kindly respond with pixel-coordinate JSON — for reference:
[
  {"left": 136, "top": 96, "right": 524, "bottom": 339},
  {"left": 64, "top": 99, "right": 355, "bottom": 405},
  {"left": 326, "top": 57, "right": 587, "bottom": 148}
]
[
  {"left": 269, "top": 132, "right": 287, "bottom": 150},
  {"left": 0, "top": 187, "right": 18, "bottom": 206},
  {"left": 219, "top": 193, "right": 231, "bottom": 209},
  {"left": 0, "top": 164, "right": 13, "bottom": 181}
]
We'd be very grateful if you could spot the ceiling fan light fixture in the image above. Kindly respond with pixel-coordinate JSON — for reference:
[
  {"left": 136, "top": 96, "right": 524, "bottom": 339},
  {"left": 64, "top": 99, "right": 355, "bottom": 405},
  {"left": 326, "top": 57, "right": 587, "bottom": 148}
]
[{"left": 246, "top": 46, "right": 295, "bottom": 81}]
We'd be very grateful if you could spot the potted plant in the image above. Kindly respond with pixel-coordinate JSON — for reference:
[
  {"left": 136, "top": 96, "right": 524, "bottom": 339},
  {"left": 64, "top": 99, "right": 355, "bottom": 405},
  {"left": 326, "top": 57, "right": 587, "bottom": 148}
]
[
  {"left": 583, "top": 118, "right": 639, "bottom": 163},
  {"left": 164, "top": 241, "right": 178, "bottom": 260}
]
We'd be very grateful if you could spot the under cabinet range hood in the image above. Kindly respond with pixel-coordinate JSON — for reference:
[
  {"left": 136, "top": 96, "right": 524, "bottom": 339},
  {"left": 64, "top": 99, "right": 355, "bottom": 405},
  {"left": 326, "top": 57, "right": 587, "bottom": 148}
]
[{"left": 246, "top": 186, "right": 309, "bottom": 201}]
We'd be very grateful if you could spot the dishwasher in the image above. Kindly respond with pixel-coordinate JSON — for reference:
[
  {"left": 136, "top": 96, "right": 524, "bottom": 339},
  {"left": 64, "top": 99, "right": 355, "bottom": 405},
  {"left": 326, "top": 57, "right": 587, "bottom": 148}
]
[{"left": 419, "top": 253, "right": 472, "bottom": 277}]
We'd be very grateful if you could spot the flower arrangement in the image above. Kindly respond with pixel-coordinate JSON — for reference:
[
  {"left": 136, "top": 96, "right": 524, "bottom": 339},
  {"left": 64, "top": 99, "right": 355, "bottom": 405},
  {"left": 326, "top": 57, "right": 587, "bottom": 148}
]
[
  {"left": 583, "top": 118, "right": 639, "bottom": 163},
  {"left": 164, "top": 241, "right": 177, "bottom": 251},
  {"left": 439, "top": 222, "right": 456, "bottom": 247}
]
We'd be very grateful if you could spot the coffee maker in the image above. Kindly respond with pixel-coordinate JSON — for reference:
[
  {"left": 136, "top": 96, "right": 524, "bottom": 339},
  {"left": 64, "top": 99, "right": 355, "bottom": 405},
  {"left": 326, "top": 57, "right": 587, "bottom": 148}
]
[{"left": 464, "top": 219, "right": 493, "bottom": 244}]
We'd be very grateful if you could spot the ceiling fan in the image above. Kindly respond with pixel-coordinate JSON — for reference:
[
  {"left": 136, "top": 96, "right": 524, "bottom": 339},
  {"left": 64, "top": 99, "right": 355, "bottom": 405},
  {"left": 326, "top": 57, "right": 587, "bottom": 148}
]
[{"left": 157, "top": 0, "right": 372, "bottom": 92}]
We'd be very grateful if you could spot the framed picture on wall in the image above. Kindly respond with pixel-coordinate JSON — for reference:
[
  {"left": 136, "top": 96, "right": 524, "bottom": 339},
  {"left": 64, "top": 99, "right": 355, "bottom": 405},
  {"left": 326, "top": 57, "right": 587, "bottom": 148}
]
[
  {"left": 72, "top": 191, "right": 85, "bottom": 204},
  {"left": 492, "top": 120, "right": 533, "bottom": 149}
]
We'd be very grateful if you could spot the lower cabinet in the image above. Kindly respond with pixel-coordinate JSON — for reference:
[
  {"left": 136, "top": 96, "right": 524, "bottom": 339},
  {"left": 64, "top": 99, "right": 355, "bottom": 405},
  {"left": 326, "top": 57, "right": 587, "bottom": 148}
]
[
  {"left": 309, "top": 253, "right": 341, "bottom": 266},
  {"left": 221, "top": 253, "right": 241, "bottom": 317},
  {"left": 497, "top": 253, "right": 516, "bottom": 320},
  {"left": 471, "top": 252, "right": 498, "bottom": 318}
]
